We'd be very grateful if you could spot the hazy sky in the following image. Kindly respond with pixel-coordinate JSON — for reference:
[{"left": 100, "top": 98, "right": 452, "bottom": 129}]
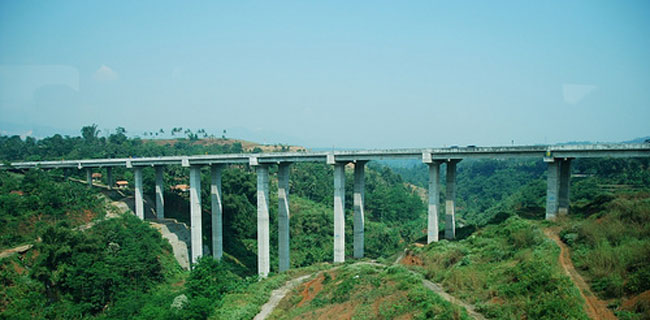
[{"left": 1, "top": 1, "right": 649, "bottom": 148}]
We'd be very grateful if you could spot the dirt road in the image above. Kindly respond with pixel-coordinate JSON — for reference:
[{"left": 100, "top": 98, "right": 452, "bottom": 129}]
[{"left": 544, "top": 228, "right": 617, "bottom": 320}]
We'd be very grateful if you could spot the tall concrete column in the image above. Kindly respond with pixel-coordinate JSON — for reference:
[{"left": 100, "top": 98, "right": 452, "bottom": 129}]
[
  {"left": 210, "top": 165, "right": 223, "bottom": 260},
  {"left": 545, "top": 160, "right": 560, "bottom": 219},
  {"left": 558, "top": 159, "right": 572, "bottom": 216},
  {"left": 427, "top": 161, "right": 441, "bottom": 243},
  {"left": 445, "top": 160, "right": 459, "bottom": 240},
  {"left": 86, "top": 168, "right": 92, "bottom": 187},
  {"left": 134, "top": 167, "right": 144, "bottom": 220},
  {"left": 106, "top": 167, "right": 113, "bottom": 190},
  {"left": 189, "top": 166, "right": 203, "bottom": 265},
  {"left": 278, "top": 163, "right": 291, "bottom": 271},
  {"left": 155, "top": 166, "right": 164, "bottom": 219},
  {"left": 353, "top": 161, "right": 365, "bottom": 259},
  {"left": 333, "top": 163, "right": 346, "bottom": 263},
  {"left": 64, "top": 168, "right": 70, "bottom": 180},
  {"left": 256, "top": 165, "right": 270, "bottom": 277}
]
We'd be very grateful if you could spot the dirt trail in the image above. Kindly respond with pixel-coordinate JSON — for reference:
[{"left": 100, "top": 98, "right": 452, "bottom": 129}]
[{"left": 544, "top": 228, "right": 617, "bottom": 320}]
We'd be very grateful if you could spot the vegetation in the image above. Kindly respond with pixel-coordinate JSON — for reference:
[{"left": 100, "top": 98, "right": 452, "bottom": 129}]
[
  {"left": 0, "top": 169, "right": 105, "bottom": 250},
  {"left": 405, "top": 216, "right": 589, "bottom": 319},
  {"left": 0, "top": 215, "right": 182, "bottom": 318},
  {"left": 2, "top": 127, "right": 649, "bottom": 319},
  {"left": 559, "top": 192, "right": 650, "bottom": 319}
]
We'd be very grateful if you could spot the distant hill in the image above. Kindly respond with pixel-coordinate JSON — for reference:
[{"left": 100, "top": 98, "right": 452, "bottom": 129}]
[{"left": 142, "top": 137, "right": 308, "bottom": 153}]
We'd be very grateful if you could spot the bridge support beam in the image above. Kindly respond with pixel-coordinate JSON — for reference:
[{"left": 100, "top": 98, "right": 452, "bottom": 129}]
[
  {"left": 445, "top": 160, "right": 460, "bottom": 240},
  {"left": 353, "top": 161, "right": 366, "bottom": 258},
  {"left": 546, "top": 158, "right": 572, "bottom": 219},
  {"left": 106, "top": 167, "right": 113, "bottom": 190},
  {"left": 190, "top": 166, "right": 203, "bottom": 265},
  {"left": 256, "top": 165, "right": 270, "bottom": 277},
  {"left": 211, "top": 165, "right": 223, "bottom": 260},
  {"left": 545, "top": 160, "right": 560, "bottom": 219},
  {"left": 333, "top": 163, "right": 346, "bottom": 263},
  {"left": 558, "top": 159, "right": 572, "bottom": 216},
  {"left": 427, "top": 161, "right": 441, "bottom": 243},
  {"left": 545, "top": 159, "right": 561, "bottom": 219},
  {"left": 134, "top": 167, "right": 144, "bottom": 220},
  {"left": 278, "top": 163, "right": 291, "bottom": 271},
  {"left": 86, "top": 168, "right": 92, "bottom": 187},
  {"left": 155, "top": 166, "right": 164, "bottom": 219}
]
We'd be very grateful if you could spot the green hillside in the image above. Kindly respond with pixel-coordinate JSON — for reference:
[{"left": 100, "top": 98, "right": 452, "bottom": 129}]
[{"left": 1, "top": 127, "right": 649, "bottom": 319}]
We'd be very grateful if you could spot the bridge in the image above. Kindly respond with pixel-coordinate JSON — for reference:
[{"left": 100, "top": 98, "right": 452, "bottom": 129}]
[{"left": 3, "top": 143, "right": 649, "bottom": 277}]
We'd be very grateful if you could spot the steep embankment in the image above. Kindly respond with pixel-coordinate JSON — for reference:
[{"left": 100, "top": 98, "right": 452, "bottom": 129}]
[{"left": 265, "top": 263, "right": 472, "bottom": 320}]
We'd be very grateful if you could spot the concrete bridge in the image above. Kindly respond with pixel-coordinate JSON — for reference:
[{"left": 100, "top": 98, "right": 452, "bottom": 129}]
[{"left": 3, "top": 143, "right": 649, "bottom": 277}]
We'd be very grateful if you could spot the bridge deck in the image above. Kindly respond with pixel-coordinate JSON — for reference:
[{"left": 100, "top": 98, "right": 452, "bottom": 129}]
[{"left": 2, "top": 143, "right": 649, "bottom": 169}]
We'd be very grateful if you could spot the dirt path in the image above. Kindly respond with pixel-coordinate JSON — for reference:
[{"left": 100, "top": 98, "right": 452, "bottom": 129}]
[{"left": 544, "top": 228, "right": 617, "bottom": 320}]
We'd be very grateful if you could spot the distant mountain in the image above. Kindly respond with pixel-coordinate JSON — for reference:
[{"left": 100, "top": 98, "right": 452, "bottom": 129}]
[
  {"left": 623, "top": 136, "right": 650, "bottom": 144},
  {"left": 0, "top": 121, "right": 78, "bottom": 139}
]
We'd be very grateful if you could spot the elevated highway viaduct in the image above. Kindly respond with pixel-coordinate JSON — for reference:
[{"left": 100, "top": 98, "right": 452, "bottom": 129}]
[{"left": 3, "top": 143, "right": 649, "bottom": 277}]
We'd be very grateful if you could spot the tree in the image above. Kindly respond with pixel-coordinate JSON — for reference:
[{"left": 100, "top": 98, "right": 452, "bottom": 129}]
[{"left": 81, "top": 124, "right": 100, "bottom": 141}]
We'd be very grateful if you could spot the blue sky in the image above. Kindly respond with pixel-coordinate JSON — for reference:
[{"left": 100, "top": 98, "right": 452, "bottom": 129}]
[{"left": 1, "top": 1, "right": 649, "bottom": 148}]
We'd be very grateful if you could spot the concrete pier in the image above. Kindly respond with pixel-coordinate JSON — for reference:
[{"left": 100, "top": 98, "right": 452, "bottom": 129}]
[
  {"left": 210, "top": 165, "right": 223, "bottom": 260},
  {"left": 189, "top": 166, "right": 203, "bottom": 265},
  {"left": 278, "top": 163, "right": 291, "bottom": 272},
  {"left": 256, "top": 165, "right": 270, "bottom": 277},
  {"left": 86, "top": 168, "right": 92, "bottom": 187},
  {"left": 155, "top": 166, "right": 164, "bottom": 219},
  {"left": 558, "top": 159, "right": 572, "bottom": 216},
  {"left": 106, "top": 167, "right": 113, "bottom": 190},
  {"left": 353, "top": 161, "right": 365, "bottom": 258},
  {"left": 134, "top": 167, "right": 144, "bottom": 220},
  {"left": 445, "top": 160, "right": 459, "bottom": 240},
  {"left": 545, "top": 160, "right": 560, "bottom": 219},
  {"left": 427, "top": 161, "right": 441, "bottom": 243},
  {"left": 333, "top": 163, "right": 346, "bottom": 263}
]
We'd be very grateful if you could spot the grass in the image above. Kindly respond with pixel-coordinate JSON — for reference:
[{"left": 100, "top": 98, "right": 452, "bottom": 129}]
[{"left": 406, "top": 216, "right": 589, "bottom": 320}]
